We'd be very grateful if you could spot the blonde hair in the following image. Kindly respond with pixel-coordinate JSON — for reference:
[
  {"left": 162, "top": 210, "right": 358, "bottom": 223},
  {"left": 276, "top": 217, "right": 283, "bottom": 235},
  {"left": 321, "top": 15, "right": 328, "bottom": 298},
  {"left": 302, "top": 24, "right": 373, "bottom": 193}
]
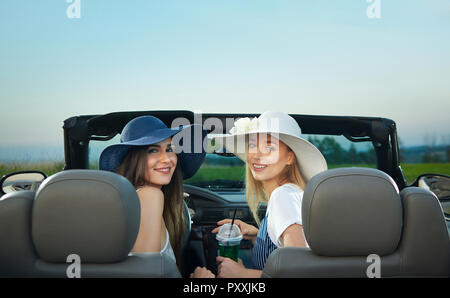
[{"left": 246, "top": 147, "right": 306, "bottom": 226}]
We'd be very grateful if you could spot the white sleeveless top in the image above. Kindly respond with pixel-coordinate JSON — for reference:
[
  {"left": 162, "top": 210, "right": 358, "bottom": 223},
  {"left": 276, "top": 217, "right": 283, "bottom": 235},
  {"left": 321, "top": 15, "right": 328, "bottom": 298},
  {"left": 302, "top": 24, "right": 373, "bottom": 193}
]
[
  {"left": 134, "top": 188, "right": 177, "bottom": 263},
  {"left": 161, "top": 229, "right": 176, "bottom": 262}
]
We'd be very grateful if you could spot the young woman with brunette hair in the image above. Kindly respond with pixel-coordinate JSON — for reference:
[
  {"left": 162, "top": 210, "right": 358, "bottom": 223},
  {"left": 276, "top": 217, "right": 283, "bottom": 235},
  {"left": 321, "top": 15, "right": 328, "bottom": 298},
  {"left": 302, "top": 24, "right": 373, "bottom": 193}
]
[{"left": 99, "top": 115, "right": 205, "bottom": 269}]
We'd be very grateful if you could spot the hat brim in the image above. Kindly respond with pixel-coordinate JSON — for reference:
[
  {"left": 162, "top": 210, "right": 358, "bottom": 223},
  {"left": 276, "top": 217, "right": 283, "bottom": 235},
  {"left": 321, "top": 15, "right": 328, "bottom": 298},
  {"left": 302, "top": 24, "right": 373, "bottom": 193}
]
[
  {"left": 216, "top": 132, "right": 327, "bottom": 183},
  {"left": 99, "top": 124, "right": 206, "bottom": 180}
]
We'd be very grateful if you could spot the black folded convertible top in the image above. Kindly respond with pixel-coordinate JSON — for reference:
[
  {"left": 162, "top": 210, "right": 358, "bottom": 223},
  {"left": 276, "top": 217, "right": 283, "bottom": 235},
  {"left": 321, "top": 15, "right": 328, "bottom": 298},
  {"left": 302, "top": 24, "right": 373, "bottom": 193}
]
[
  {"left": 62, "top": 110, "right": 406, "bottom": 189},
  {"left": 66, "top": 110, "right": 392, "bottom": 141}
]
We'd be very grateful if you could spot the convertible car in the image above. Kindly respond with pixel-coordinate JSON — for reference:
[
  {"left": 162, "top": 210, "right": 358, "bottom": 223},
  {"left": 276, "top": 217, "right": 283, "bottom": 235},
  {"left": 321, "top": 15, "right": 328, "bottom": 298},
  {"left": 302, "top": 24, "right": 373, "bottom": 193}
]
[{"left": 0, "top": 110, "right": 449, "bottom": 278}]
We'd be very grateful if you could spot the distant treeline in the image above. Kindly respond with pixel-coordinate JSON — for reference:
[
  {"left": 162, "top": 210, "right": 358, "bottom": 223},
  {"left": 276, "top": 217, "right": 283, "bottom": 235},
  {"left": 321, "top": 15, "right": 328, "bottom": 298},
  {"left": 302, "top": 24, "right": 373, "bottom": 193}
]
[
  {"left": 400, "top": 144, "right": 449, "bottom": 163},
  {"left": 205, "top": 136, "right": 449, "bottom": 166},
  {"left": 206, "top": 136, "right": 378, "bottom": 166},
  {"left": 308, "top": 137, "right": 449, "bottom": 164},
  {"left": 307, "top": 137, "right": 377, "bottom": 165}
]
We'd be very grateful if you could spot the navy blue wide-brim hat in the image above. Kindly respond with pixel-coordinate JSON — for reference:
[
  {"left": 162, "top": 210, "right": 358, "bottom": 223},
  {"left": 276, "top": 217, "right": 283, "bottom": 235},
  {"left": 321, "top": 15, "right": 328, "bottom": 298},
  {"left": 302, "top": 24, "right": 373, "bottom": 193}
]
[{"left": 99, "top": 115, "right": 207, "bottom": 180}]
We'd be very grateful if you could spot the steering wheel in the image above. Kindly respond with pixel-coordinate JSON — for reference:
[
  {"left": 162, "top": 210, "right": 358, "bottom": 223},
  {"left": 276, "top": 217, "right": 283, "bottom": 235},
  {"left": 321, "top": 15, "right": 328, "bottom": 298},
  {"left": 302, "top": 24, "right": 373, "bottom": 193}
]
[{"left": 181, "top": 185, "right": 223, "bottom": 276}]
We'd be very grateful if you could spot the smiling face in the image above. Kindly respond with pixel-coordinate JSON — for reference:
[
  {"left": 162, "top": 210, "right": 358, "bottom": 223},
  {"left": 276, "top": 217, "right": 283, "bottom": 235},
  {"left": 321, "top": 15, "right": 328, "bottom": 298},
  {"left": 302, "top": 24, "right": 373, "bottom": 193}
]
[
  {"left": 247, "top": 133, "right": 294, "bottom": 184},
  {"left": 145, "top": 138, "right": 178, "bottom": 187}
]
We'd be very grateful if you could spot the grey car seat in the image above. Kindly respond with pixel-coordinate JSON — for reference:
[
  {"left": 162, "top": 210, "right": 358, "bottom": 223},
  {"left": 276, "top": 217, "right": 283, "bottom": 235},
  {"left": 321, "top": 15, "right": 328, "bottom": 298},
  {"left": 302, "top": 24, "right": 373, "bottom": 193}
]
[
  {"left": 262, "top": 168, "right": 450, "bottom": 278},
  {"left": 0, "top": 170, "right": 181, "bottom": 277},
  {"left": 0, "top": 190, "right": 37, "bottom": 277}
]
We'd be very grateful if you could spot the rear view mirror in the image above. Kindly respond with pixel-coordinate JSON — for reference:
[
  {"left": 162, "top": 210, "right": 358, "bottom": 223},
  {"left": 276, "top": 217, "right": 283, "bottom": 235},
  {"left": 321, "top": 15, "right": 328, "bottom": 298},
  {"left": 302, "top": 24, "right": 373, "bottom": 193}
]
[
  {"left": 0, "top": 171, "right": 47, "bottom": 196},
  {"left": 413, "top": 174, "right": 450, "bottom": 218}
]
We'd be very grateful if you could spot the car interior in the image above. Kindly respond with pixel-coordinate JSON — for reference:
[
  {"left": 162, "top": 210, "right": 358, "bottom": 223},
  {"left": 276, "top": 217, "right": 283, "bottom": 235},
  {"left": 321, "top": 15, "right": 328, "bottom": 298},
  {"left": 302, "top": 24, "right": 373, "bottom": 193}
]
[{"left": 0, "top": 110, "right": 448, "bottom": 277}]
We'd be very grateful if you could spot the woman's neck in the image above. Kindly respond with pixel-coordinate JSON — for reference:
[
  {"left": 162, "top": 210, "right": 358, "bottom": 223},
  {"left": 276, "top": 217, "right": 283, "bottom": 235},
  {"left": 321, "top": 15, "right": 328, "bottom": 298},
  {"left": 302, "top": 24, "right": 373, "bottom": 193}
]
[
  {"left": 262, "top": 176, "right": 293, "bottom": 200},
  {"left": 147, "top": 182, "right": 163, "bottom": 189}
]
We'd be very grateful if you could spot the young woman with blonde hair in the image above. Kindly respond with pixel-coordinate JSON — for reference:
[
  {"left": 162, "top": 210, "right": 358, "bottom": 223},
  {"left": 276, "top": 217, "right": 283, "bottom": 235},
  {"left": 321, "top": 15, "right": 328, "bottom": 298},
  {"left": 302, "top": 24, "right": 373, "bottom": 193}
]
[{"left": 211, "top": 111, "right": 327, "bottom": 277}]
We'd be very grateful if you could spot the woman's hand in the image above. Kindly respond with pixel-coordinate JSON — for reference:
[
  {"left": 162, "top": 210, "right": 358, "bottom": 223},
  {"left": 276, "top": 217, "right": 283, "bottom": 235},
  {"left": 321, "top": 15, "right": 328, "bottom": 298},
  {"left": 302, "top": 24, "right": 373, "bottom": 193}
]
[
  {"left": 216, "top": 257, "right": 246, "bottom": 278},
  {"left": 190, "top": 266, "right": 215, "bottom": 278},
  {"left": 212, "top": 219, "right": 258, "bottom": 243},
  {"left": 216, "top": 257, "right": 262, "bottom": 278}
]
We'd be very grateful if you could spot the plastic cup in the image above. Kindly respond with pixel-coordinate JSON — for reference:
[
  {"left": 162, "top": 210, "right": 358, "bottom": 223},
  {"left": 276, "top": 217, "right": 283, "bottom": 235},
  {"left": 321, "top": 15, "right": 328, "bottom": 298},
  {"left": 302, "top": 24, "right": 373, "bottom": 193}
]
[{"left": 216, "top": 223, "right": 243, "bottom": 262}]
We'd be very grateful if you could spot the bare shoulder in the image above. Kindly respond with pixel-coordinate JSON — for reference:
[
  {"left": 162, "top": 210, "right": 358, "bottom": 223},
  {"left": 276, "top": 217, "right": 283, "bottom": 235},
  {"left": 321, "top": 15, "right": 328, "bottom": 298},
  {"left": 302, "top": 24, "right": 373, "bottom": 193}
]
[{"left": 137, "top": 186, "right": 164, "bottom": 204}]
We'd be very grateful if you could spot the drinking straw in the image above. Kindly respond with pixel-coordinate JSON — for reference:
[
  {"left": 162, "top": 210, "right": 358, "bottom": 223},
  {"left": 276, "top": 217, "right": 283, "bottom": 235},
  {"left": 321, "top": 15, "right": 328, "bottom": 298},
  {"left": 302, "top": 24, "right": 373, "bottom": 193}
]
[{"left": 229, "top": 208, "right": 237, "bottom": 238}]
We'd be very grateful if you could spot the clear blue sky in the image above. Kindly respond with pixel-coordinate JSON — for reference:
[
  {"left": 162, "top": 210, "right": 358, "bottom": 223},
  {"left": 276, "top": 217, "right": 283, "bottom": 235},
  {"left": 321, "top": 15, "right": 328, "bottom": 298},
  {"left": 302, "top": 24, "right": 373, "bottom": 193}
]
[{"left": 0, "top": 0, "right": 449, "bottom": 147}]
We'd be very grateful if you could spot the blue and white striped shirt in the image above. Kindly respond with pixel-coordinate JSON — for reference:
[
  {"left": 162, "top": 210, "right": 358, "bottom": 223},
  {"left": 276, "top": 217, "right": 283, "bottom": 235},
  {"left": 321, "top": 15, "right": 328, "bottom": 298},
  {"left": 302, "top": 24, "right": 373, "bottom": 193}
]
[
  {"left": 251, "top": 183, "right": 304, "bottom": 270},
  {"left": 251, "top": 215, "right": 278, "bottom": 270}
]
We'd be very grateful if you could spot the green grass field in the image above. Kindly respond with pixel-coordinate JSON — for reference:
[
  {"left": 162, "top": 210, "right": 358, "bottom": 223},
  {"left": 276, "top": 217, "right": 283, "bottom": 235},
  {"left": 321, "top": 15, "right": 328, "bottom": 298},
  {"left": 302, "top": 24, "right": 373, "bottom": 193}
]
[
  {"left": 0, "top": 161, "right": 65, "bottom": 178},
  {"left": 400, "top": 163, "right": 450, "bottom": 184},
  {"left": 328, "top": 163, "right": 450, "bottom": 185},
  {"left": 1, "top": 161, "right": 449, "bottom": 186}
]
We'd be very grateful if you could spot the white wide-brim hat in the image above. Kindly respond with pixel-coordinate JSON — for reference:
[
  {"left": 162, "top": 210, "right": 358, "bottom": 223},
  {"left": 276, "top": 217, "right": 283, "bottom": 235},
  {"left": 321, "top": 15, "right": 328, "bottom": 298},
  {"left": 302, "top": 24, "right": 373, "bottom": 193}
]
[{"left": 215, "top": 111, "right": 328, "bottom": 183}]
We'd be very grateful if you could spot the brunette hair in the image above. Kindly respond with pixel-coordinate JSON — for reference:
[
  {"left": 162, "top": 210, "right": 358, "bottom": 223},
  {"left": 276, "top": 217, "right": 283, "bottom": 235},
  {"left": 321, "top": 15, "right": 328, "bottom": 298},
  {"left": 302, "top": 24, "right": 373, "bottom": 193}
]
[{"left": 117, "top": 146, "right": 185, "bottom": 268}]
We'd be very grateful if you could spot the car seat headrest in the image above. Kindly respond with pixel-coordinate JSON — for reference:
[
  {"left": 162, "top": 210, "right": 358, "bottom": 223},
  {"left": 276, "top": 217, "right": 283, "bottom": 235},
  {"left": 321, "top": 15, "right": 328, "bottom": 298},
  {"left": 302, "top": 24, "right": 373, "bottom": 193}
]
[
  {"left": 32, "top": 170, "right": 140, "bottom": 263},
  {"left": 302, "top": 168, "right": 402, "bottom": 257}
]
